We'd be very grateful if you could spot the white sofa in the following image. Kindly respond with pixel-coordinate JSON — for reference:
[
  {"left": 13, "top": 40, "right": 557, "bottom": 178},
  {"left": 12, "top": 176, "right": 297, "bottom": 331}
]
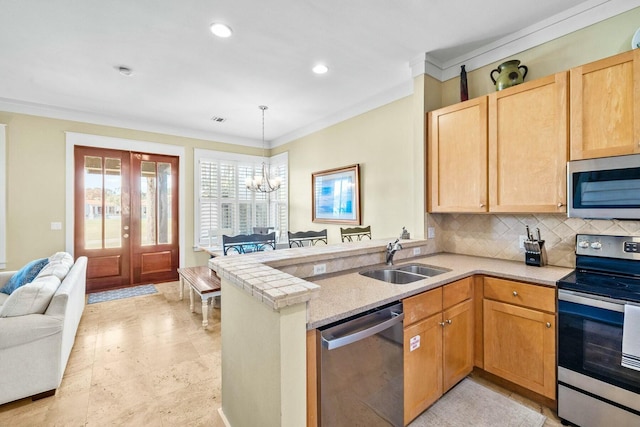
[{"left": 0, "top": 254, "right": 87, "bottom": 405}]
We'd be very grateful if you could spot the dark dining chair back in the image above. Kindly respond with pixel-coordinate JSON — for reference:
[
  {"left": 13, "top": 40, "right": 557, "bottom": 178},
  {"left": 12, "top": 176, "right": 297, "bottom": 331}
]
[
  {"left": 222, "top": 232, "right": 277, "bottom": 255},
  {"left": 340, "top": 226, "right": 372, "bottom": 242},
  {"left": 288, "top": 229, "right": 328, "bottom": 248}
]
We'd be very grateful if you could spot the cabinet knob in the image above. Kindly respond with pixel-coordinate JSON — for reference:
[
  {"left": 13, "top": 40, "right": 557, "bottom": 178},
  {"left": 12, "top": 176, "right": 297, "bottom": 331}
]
[
  {"left": 557, "top": 202, "right": 564, "bottom": 208},
  {"left": 439, "top": 322, "right": 446, "bottom": 327},
  {"left": 480, "top": 203, "right": 485, "bottom": 208},
  {"left": 512, "top": 291, "right": 518, "bottom": 297},
  {"left": 546, "top": 322, "right": 552, "bottom": 328},
  {"left": 446, "top": 319, "right": 452, "bottom": 324}
]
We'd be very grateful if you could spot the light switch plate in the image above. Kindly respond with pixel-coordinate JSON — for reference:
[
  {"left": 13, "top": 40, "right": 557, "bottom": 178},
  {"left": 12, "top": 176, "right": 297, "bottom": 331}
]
[{"left": 427, "top": 227, "right": 436, "bottom": 239}]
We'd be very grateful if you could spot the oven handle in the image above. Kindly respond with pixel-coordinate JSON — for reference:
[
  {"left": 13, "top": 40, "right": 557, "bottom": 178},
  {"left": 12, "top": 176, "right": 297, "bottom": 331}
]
[{"left": 559, "top": 289, "right": 625, "bottom": 312}]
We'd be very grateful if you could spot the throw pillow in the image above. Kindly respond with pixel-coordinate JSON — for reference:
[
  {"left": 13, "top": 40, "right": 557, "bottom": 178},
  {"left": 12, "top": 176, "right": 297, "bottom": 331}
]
[
  {"left": 0, "top": 258, "right": 49, "bottom": 295},
  {"left": 0, "top": 275, "right": 61, "bottom": 317}
]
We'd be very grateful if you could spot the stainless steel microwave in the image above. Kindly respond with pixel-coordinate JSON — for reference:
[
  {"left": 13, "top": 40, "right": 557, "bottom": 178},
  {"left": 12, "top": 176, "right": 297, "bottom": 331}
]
[{"left": 568, "top": 154, "right": 640, "bottom": 219}]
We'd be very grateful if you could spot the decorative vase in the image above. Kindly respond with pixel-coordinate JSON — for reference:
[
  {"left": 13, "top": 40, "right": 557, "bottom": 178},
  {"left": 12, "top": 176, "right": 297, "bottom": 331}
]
[
  {"left": 490, "top": 60, "right": 528, "bottom": 91},
  {"left": 460, "top": 65, "right": 469, "bottom": 102}
]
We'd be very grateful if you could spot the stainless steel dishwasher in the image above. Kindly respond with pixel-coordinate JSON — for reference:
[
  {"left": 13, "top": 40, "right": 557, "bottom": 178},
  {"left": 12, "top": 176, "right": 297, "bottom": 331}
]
[{"left": 318, "top": 302, "right": 404, "bottom": 427}]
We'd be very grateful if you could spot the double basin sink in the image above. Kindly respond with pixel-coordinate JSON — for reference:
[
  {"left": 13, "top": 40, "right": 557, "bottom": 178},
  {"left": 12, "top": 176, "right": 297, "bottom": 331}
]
[{"left": 360, "top": 263, "right": 450, "bottom": 285}]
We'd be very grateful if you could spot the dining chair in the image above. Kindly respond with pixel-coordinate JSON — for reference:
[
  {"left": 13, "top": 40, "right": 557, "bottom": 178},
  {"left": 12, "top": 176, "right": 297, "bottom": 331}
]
[
  {"left": 288, "top": 229, "right": 328, "bottom": 248},
  {"left": 340, "top": 226, "right": 372, "bottom": 242},
  {"left": 222, "top": 232, "right": 277, "bottom": 255}
]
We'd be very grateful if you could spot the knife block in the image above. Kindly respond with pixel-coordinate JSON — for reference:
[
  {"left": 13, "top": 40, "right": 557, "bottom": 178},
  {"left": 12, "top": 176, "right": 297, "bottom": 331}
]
[{"left": 525, "top": 240, "right": 547, "bottom": 267}]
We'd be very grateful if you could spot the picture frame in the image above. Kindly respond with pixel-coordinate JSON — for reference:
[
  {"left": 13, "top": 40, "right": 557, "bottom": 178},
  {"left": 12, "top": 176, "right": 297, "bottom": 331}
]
[{"left": 312, "top": 164, "right": 361, "bottom": 224}]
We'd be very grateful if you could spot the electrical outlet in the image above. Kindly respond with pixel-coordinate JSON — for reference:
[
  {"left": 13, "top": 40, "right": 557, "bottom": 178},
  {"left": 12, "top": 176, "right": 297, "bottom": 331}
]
[
  {"left": 427, "top": 227, "right": 436, "bottom": 239},
  {"left": 313, "top": 264, "right": 327, "bottom": 275},
  {"left": 413, "top": 247, "right": 421, "bottom": 256},
  {"left": 51, "top": 222, "right": 62, "bottom": 230},
  {"left": 519, "top": 235, "right": 527, "bottom": 249}
]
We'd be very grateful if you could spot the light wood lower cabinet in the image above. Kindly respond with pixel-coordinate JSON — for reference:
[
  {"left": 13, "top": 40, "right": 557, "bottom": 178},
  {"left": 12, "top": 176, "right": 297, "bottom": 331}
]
[
  {"left": 403, "top": 278, "right": 474, "bottom": 425},
  {"left": 483, "top": 278, "right": 556, "bottom": 400}
]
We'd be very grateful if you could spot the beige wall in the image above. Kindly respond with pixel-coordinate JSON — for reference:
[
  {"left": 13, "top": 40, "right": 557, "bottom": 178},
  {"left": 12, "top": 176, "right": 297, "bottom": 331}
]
[
  {"left": 277, "top": 95, "right": 420, "bottom": 243},
  {"left": 0, "top": 112, "right": 259, "bottom": 270}
]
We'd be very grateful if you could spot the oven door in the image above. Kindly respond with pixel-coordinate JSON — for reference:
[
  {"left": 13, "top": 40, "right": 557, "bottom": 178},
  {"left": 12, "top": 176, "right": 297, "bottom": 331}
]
[{"left": 558, "top": 290, "right": 640, "bottom": 394}]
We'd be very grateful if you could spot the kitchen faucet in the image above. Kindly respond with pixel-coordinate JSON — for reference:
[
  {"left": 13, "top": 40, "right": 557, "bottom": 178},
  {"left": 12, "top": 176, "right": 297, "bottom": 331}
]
[{"left": 386, "top": 239, "right": 403, "bottom": 265}]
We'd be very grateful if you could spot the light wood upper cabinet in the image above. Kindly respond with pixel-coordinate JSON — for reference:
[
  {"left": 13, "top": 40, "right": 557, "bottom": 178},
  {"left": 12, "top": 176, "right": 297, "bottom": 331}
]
[
  {"left": 488, "top": 72, "right": 569, "bottom": 213},
  {"left": 428, "top": 97, "right": 488, "bottom": 212},
  {"left": 570, "top": 49, "right": 640, "bottom": 160}
]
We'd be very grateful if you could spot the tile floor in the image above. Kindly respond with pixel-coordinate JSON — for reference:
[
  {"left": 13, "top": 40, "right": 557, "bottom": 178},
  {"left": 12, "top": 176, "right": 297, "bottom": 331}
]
[{"left": 0, "top": 280, "right": 562, "bottom": 426}]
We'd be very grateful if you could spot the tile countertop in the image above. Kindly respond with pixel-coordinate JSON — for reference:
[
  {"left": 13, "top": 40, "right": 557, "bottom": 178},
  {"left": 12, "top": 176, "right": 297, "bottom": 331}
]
[
  {"left": 307, "top": 253, "right": 573, "bottom": 329},
  {"left": 208, "top": 239, "right": 573, "bottom": 330}
]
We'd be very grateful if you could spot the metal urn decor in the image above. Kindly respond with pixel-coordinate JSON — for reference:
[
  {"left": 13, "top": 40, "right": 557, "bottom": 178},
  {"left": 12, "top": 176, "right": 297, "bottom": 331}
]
[{"left": 490, "top": 59, "right": 528, "bottom": 91}]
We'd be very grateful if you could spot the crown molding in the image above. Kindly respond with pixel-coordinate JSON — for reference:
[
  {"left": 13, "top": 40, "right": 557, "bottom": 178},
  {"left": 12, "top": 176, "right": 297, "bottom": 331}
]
[
  {"left": 413, "top": 0, "right": 639, "bottom": 81},
  {"left": 271, "top": 81, "right": 414, "bottom": 147},
  {"left": 0, "top": 96, "right": 263, "bottom": 148}
]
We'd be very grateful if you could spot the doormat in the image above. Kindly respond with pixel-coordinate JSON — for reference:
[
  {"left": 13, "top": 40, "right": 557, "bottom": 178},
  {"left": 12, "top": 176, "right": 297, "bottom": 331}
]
[
  {"left": 87, "top": 284, "right": 157, "bottom": 304},
  {"left": 409, "top": 378, "right": 546, "bottom": 427}
]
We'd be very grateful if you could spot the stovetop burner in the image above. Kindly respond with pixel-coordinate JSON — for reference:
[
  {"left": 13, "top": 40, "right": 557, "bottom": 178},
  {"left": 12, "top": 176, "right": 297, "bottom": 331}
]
[{"left": 558, "top": 234, "right": 640, "bottom": 303}]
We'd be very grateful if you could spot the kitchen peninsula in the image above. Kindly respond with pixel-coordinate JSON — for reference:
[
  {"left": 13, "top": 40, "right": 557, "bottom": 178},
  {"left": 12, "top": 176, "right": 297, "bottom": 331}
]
[{"left": 209, "top": 239, "right": 572, "bottom": 427}]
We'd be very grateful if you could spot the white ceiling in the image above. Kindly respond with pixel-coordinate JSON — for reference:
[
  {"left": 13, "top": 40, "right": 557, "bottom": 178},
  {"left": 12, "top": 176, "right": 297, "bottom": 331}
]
[{"left": 0, "top": 1, "right": 634, "bottom": 147}]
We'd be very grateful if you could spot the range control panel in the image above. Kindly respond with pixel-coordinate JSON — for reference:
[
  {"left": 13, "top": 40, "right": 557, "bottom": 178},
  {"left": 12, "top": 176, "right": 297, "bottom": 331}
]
[{"left": 576, "top": 234, "right": 640, "bottom": 260}]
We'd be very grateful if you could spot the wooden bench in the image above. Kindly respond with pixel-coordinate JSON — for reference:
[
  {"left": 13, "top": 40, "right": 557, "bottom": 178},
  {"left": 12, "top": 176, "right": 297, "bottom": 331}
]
[{"left": 177, "top": 266, "right": 221, "bottom": 327}]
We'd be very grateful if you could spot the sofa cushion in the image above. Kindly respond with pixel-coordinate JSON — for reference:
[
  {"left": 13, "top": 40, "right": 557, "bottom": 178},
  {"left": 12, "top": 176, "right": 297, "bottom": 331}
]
[
  {"left": 37, "top": 252, "right": 74, "bottom": 281},
  {"left": 0, "top": 258, "right": 49, "bottom": 295},
  {"left": 0, "top": 276, "right": 61, "bottom": 317},
  {"left": 0, "top": 292, "right": 8, "bottom": 307}
]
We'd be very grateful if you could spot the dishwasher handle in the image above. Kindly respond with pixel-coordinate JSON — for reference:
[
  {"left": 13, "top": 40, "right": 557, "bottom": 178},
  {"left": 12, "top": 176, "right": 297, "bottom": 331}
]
[{"left": 321, "top": 309, "right": 404, "bottom": 350}]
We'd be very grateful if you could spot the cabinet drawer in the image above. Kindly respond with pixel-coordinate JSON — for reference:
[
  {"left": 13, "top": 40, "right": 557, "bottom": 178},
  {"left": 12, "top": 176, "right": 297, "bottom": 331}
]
[
  {"left": 483, "top": 277, "right": 555, "bottom": 312},
  {"left": 443, "top": 277, "right": 473, "bottom": 309},
  {"left": 404, "top": 287, "right": 443, "bottom": 326}
]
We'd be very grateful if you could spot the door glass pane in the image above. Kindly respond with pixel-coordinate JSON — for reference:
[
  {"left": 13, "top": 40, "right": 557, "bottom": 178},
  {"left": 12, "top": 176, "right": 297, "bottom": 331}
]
[
  {"left": 84, "top": 156, "right": 103, "bottom": 250},
  {"left": 104, "top": 158, "right": 122, "bottom": 248},
  {"left": 141, "top": 161, "right": 157, "bottom": 246},
  {"left": 157, "top": 162, "right": 171, "bottom": 244}
]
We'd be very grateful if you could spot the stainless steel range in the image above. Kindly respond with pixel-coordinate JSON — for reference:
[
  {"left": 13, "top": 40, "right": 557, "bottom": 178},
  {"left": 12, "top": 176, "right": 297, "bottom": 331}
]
[{"left": 557, "top": 234, "right": 640, "bottom": 427}]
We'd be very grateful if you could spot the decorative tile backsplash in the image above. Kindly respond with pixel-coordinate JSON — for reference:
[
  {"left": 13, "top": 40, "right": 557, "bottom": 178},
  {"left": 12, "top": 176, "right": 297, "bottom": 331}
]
[{"left": 428, "top": 213, "right": 640, "bottom": 268}]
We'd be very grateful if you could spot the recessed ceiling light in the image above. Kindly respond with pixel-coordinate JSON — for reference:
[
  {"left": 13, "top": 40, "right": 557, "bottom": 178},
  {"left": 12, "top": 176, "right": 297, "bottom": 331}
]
[
  {"left": 210, "top": 23, "right": 233, "bottom": 38},
  {"left": 312, "top": 64, "right": 329, "bottom": 75},
  {"left": 115, "top": 66, "right": 133, "bottom": 76}
]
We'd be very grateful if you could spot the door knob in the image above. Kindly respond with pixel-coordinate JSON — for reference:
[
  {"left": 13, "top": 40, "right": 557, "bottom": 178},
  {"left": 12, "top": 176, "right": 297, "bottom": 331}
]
[
  {"left": 124, "top": 225, "right": 130, "bottom": 231},
  {"left": 123, "top": 233, "right": 129, "bottom": 239}
]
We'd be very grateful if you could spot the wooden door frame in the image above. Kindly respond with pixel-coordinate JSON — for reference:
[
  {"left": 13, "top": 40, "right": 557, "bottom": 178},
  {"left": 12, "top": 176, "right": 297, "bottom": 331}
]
[{"left": 65, "top": 133, "right": 185, "bottom": 268}]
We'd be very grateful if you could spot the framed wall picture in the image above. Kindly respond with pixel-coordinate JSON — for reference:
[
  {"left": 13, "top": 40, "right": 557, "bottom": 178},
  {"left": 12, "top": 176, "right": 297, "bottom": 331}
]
[{"left": 312, "top": 164, "right": 361, "bottom": 224}]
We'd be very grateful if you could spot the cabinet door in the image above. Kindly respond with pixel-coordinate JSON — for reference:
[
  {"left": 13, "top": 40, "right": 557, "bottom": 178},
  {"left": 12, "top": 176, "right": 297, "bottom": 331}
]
[
  {"left": 483, "top": 299, "right": 556, "bottom": 399},
  {"left": 442, "top": 299, "right": 474, "bottom": 392},
  {"left": 428, "top": 97, "right": 488, "bottom": 213},
  {"left": 570, "top": 50, "right": 640, "bottom": 160},
  {"left": 404, "top": 313, "right": 443, "bottom": 425},
  {"left": 488, "top": 72, "right": 569, "bottom": 213}
]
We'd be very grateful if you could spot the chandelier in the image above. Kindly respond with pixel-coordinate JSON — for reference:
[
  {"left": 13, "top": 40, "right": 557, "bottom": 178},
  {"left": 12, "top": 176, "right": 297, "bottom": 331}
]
[{"left": 245, "top": 105, "right": 282, "bottom": 193}]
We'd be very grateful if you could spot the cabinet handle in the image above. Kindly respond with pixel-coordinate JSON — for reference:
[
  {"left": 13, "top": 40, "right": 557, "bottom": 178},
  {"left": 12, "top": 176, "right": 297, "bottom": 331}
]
[
  {"left": 446, "top": 319, "right": 452, "bottom": 324},
  {"left": 439, "top": 322, "right": 446, "bottom": 327},
  {"left": 546, "top": 322, "right": 552, "bottom": 328},
  {"left": 557, "top": 202, "right": 564, "bottom": 208},
  {"left": 512, "top": 291, "right": 518, "bottom": 297}
]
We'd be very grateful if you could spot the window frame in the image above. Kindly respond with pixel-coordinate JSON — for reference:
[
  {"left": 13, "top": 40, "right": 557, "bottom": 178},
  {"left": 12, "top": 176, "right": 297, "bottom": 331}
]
[{"left": 194, "top": 148, "right": 288, "bottom": 249}]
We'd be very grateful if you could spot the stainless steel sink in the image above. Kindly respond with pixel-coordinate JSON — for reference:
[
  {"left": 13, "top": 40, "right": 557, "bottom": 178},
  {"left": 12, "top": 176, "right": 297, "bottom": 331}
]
[
  {"left": 359, "top": 263, "right": 450, "bottom": 285},
  {"left": 394, "top": 263, "right": 450, "bottom": 277},
  {"left": 360, "top": 269, "right": 427, "bottom": 284}
]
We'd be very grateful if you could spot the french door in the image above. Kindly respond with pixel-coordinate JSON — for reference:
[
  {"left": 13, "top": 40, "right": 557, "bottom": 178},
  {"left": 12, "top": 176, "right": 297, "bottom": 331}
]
[{"left": 74, "top": 146, "right": 179, "bottom": 292}]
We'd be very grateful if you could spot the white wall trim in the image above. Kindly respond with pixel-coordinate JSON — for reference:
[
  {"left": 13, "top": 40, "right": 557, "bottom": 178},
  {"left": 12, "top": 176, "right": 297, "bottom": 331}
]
[
  {"left": 0, "top": 124, "right": 6, "bottom": 269},
  {"left": 65, "top": 132, "right": 186, "bottom": 267},
  {"left": 271, "top": 81, "right": 414, "bottom": 147},
  {"left": 0, "top": 96, "right": 262, "bottom": 148},
  {"left": 417, "top": 0, "right": 638, "bottom": 81}
]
